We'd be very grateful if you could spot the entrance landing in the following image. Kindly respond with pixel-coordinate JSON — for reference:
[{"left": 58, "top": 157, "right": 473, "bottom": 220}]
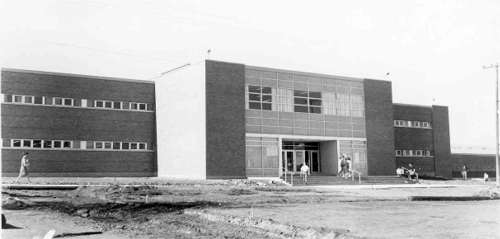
[{"left": 282, "top": 175, "right": 408, "bottom": 186}]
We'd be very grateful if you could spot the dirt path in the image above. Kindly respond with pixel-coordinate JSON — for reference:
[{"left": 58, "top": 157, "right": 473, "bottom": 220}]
[
  {"left": 2, "top": 209, "right": 122, "bottom": 239},
  {"left": 206, "top": 200, "right": 500, "bottom": 239},
  {"left": 2, "top": 181, "right": 499, "bottom": 238}
]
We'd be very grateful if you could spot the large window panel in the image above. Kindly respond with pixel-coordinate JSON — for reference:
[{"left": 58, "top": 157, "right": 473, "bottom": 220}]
[
  {"left": 247, "top": 85, "right": 273, "bottom": 110},
  {"left": 322, "top": 92, "right": 336, "bottom": 115}
]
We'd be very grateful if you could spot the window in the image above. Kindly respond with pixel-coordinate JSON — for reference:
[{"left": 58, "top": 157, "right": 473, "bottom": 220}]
[
  {"left": 293, "top": 90, "right": 321, "bottom": 114},
  {"left": 422, "top": 122, "right": 431, "bottom": 128},
  {"left": 104, "top": 142, "right": 112, "bottom": 149},
  {"left": 277, "top": 88, "right": 293, "bottom": 112},
  {"left": 394, "top": 120, "right": 399, "bottom": 127},
  {"left": 139, "top": 103, "right": 147, "bottom": 111},
  {"left": 33, "top": 139, "right": 42, "bottom": 148},
  {"left": 53, "top": 97, "right": 63, "bottom": 105},
  {"left": 407, "top": 121, "right": 412, "bottom": 127},
  {"left": 350, "top": 94, "right": 364, "bottom": 117},
  {"left": 23, "top": 140, "right": 32, "bottom": 147},
  {"left": 425, "top": 150, "right": 431, "bottom": 157},
  {"left": 402, "top": 150, "right": 408, "bottom": 156},
  {"left": 308, "top": 91, "right": 322, "bottom": 114},
  {"left": 395, "top": 150, "right": 402, "bottom": 156},
  {"left": 130, "top": 103, "right": 138, "bottom": 110},
  {"left": 63, "top": 98, "right": 73, "bottom": 106},
  {"left": 63, "top": 141, "right": 72, "bottom": 148},
  {"left": 138, "top": 143, "right": 146, "bottom": 150},
  {"left": 122, "top": 142, "right": 130, "bottom": 150},
  {"left": 24, "top": 95, "right": 34, "bottom": 104},
  {"left": 95, "top": 141, "right": 103, "bottom": 149},
  {"left": 12, "top": 139, "right": 21, "bottom": 147},
  {"left": 247, "top": 85, "right": 273, "bottom": 110},
  {"left": 130, "top": 143, "right": 138, "bottom": 150},
  {"left": 13, "top": 95, "right": 23, "bottom": 103},
  {"left": 113, "top": 102, "right": 122, "bottom": 109},
  {"left": 81, "top": 99, "right": 88, "bottom": 107},
  {"left": 34, "top": 96, "right": 44, "bottom": 104},
  {"left": 4, "top": 94, "right": 12, "bottom": 103},
  {"left": 53, "top": 141, "right": 62, "bottom": 148},
  {"left": 104, "top": 101, "right": 112, "bottom": 108},
  {"left": 413, "top": 121, "right": 421, "bottom": 128},
  {"left": 415, "top": 150, "right": 423, "bottom": 156},
  {"left": 408, "top": 150, "right": 413, "bottom": 156},
  {"left": 322, "top": 92, "right": 336, "bottom": 115},
  {"left": 95, "top": 100, "right": 104, "bottom": 108},
  {"left": 43, "top": 140, "right": 52, "bottom": 148},
  {"left": 336, "top": 93, "right": 350, "bottom": 116}
]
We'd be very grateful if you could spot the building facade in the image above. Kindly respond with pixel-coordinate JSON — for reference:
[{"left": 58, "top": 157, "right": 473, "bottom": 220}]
[
  {"left": 157, "top": 60, "right": 395, "bottom": 179},
  {"left": 393, "top": 104, "right": 452, "bottom": 177},
  {"left": 1, "top": 69, "right": 157, "bottom": 177},
  {"left": 3, "top": 60, "right": 489, "bottom": 179}
]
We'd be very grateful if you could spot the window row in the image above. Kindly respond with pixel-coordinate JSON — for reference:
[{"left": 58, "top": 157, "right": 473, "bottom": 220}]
[
  {"left": 2, "top": 94, "right": 153, "bottom": 112},
  {"left": 246, "top": 85, "right": 364, "bottom": 117},
  {"left": 11, "top": 139, "right": 73, "bottom": 148},
  {"left": 94, "top": 141, "right": 147, "bottom": 150},
  {"left": 394, "top": 120, "right": 431, "bottom": 129},
  {"left": 395, "top": 150, "right": 432, "bottom": 157},
  {"left": 8, "top": 139, "right": 149, "bottom": 151}
]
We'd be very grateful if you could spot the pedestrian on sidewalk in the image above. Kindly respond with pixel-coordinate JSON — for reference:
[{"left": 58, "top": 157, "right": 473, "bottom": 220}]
[
  {"left": 15, "top": 152, "right": 31, "bottom": 184},
  {"left": 461, "top": 164, "right": 468, "bottom": 180},
  {"left": 300, "top": 163, "right": 310, "bottom": 184}
]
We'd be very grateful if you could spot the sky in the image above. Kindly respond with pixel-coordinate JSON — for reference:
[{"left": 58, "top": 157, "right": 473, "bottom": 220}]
[{"left": 1, "top": 0, "right": 500, "bottom": 151}]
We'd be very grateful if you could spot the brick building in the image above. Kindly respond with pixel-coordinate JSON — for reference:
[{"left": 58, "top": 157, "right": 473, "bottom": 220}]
[
  {"left": 1, "top": 60, "right": 495, "bottom": 179},
  {"left": 1, "top": 68, "right": 157, "bottom": 177}
]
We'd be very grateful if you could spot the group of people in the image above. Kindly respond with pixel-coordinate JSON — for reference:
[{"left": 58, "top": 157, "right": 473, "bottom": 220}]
[
  {"left": 396, "top": 163, "right": 419, "bottom": 182},
  {"left": 461, "top": 164, "right": 489, "bottom": 183},
  {"left": 338, "top": 154, "right": 352, "bottom": 179}
]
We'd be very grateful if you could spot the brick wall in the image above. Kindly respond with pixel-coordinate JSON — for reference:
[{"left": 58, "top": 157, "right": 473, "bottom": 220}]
[
  {"left": 205, "top": 60, "right": 246, "bottom": 179},
  {"left": 1, "top": 69, "right": 157, "bottom": 177},
  {"left": 393, "top": 104, "right": 436, "bottom": 175},
  {"left": 363, "top": 79, "right": 395, "bottom": 175},
  {"left": 432, "top": 105, "right": 452, "bottom": 178}
]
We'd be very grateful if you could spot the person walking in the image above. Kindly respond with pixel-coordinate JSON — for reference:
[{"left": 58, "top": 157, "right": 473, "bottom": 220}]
[
  {"left": 344, "top": 155, "right": 352, "bottom": 178},
  {"left": 461, "top": 165, "right": 468, "bottom": 180},
  {"left": 300, "top": 163, "right": 310, "bottom": 184},
  {"left": 339, "top": 154, "right": 346, "bottom": 177},
  {"left": 15, "top": 152, "right": 31, "bottom": 184}
]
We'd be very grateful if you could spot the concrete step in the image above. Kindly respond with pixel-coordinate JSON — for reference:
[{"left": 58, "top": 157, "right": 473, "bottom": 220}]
[{"left": 281, "top": 175, "right": 408, "bottom": 186}]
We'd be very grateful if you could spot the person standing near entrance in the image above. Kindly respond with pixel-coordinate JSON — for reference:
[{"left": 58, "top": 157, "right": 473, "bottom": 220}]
[
  {"left": 15, "top": 152, "right": 31, "bottom": 184},
  {"left": 339, "top": 154, "right": 346, "bottom": 177},
  {"left": 461, "top": 165, "right": 468, "bottom": 180},
  {"left": 300, "top": 163, "right": 310, "bottom": 184}
]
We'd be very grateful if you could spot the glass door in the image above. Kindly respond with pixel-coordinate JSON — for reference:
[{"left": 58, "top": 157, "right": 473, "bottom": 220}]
[
  {"left": 283, "top": 150, "right": 294, "bottom": 172},
  {"left": 311, "top": 151, "right": 320, "bottom": 173},
  {"left": 295, "top": 150, "right": 305, "bottom": 172}
]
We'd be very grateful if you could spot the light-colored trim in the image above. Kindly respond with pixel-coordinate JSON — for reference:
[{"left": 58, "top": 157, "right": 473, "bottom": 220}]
[
  {"left": 1, "top": 67, "right": 154, "bottom": 84},
  {"left": 246, "top": 133, "right": 366, "bottom": 142},
  {"left": 2, "top": 101, "right": 154, "bottom": 113},
  {"left": 245, "top": 65, "right": 365, "bottom": 82}
]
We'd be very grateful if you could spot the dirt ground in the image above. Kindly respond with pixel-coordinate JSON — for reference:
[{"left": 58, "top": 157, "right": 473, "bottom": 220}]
[{"left": 2, "top": 178, "right": 500, "bottom": 238}]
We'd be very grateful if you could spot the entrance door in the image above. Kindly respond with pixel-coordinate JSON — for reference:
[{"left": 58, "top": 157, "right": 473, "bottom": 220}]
[
  {"left": 295, "top": 150, "right": 305, "bottom": 172},
  {"left": 282, "top": 150, "right": 294, "bottom": 173}
]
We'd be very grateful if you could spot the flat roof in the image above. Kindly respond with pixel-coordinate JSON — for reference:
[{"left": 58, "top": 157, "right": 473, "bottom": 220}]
[
  {"left": 206, "top": 60, "right": 374, "bottom": 83},
  {"left": 2, "top": 68, "right": 155, "bottom": 84},
  {"left": 246, "top": 64, "right": 365, "bottom": 82},
  {"left": 393, "top": 102, "right": 449, "bottom": 109}
]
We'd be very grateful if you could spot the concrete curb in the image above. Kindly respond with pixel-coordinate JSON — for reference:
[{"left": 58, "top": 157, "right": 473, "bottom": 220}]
[{"left": 310, "top": 184, "right": 487, "bottom": 190}]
